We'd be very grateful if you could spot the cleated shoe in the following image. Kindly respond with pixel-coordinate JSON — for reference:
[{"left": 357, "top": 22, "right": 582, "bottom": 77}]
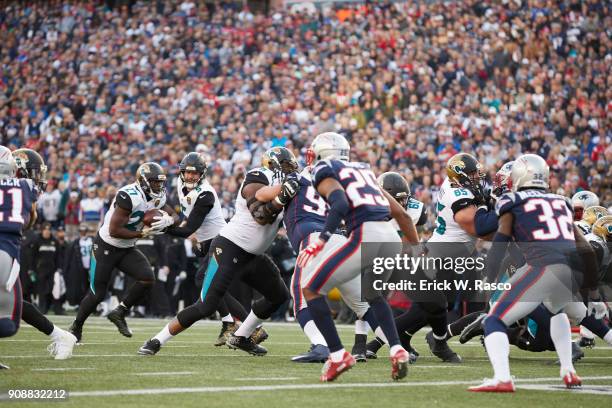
[
  {"left": 138, "top": 339, "right": 161, "bottom": 356},
  {"left": 390, "top": 348, "right": 410, "bottom": 380},
  {"left": 68, "top": 321, "right": 83, "bottom": 344},
  {"left": 351, "top": 341, "right": 367, "bottom": 363},
  {"left": 292, "top": 344, "right": 330, "bottom": 363},
  {"left": 250, "top": 327, "right": 268, "bottom": 345},
  {"left": 226, "top": 334, "right": 268, "bottom": 356},
  {"left": 365, "top": 339, "right": 382, "bottom": 359},
  {"left": 107, "top": 308, "right": 133, "bottom": 338},
  {"left": 459, "top": 313, "right": 486, "bottom": 344},
  {"left": 426, "top": 331, "right": 462, "bottom": 363},
  {"left": 578, "top": 337, "right": 595, "bottom": 348},
  {"left": 562, "top": 370, "right": 582, "bottom": 389},
  {"left": 320, "top": 352, "right": 355, "bottom": 382},
  {"left": 214, "top": 322, "right": 238, "bottom": 347},
  {"left": 469, "top": 378, "right": 515, "bottom": 392}
]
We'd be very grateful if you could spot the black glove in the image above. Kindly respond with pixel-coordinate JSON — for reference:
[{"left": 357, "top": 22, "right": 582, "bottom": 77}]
[{"left": 275, "top": 174, "right": 300, "bottom": 206}]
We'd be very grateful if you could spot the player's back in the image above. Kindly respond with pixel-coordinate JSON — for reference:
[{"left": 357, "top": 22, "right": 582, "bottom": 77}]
[
  {"left": 312, "top": 159, "right": 389, "bottom": 232},
  {"left": 284, "top": 168, "right": 328, "bottom": 251},
  {"left": 496, "top": 189, "right": 575, "bottom": 265},
  {"left": 0, "top": 177, "right": 36, "bottom": 258}
]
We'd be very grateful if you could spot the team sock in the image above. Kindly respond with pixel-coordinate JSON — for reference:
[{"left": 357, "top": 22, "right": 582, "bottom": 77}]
[
  {"left": 484, "top": 332, "right": 511, "bottom": 382},
  {"left": 153, "top": 323, "right": 174, "bottom": 345},
  {"left": 234, "top": 311, "right": 262, "bottom": 338},
  {"left": 221, "top": 314, "right": 234, "bottom": 323},
  {"left": 307, "top": 296, "right": 343, "bottom": 353},
  {"left": 550, "top": 313, "right": 574, "bottom": 375},
  {"left": 368, "top": 298, "right": 400, "bottom": 347},
  {"left": 303, "top": 320, "right": 327, "bottom": 347}
]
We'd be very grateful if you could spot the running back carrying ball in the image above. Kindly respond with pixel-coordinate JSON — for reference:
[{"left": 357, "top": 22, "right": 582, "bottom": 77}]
[{"left": 143, "top": 209, "right": 163, "bottom": 227}]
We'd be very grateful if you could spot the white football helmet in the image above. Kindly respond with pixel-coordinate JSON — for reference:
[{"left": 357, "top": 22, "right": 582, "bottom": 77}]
[
  {"left": 571, "top": 190, "right": 599, "bottom": 221},
  {"left": 0, "top": 146, "right": 17, "bottom": 180},
  {"left": 306, "top": 132, "right": 350, "bottom": 165},
  {"left": 510, "top": 154, "right": 549, "bottom": 192}
]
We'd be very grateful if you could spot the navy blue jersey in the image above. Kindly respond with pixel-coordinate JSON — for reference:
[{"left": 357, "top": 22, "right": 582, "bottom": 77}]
[
  {"left": 496, "top": 190, "right": 575, "bottom": 265},
  {"left": 0, "top": 178, "right": 37, "bottom": 259},
  {"left": 312, "top": 160, "right": 390, "bottom": 232},
  {"left": 283, "top": 169, "right": 327, "bottom": 251}
]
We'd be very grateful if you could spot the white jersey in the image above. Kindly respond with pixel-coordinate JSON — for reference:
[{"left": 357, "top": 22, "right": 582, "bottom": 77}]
[
  {"left": 390, "top": 198, "right": 427, "bottom": 232},
  {"left": 99, "top": 183, "right": 166, "bottom": 248},
  {"left": 220, "top": 167, "right": 283, "bottom": 255},
  {"left": 177, "top": 177, "right": 226, "bottom": 242},
  {"left": 574, "top": 220, "right": 591, "bottom": 236},
  {"left": 429, "top": 178, "right": 476, "bottom": 243}
]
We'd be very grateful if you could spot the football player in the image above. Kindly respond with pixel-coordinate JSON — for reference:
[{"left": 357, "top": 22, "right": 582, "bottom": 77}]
[
  {"left": 10, "top": 148, "right": 77, "bottom": 361},
  {"left": 572, "top": 190, "right": 599, "bottom": 235},
  {"left": 69, "top": 162, "right": 175, "bottom": 342},
  {"left": 165, "top": 152, "right": 249, "bottom": 346},
  {"left": 255, "top": 167, "right": 406, "bottom": 364},
  {"left": 470, "top": 154, "right": 599, "bottom": 392},
  {"left": 296, "top": 132, "right": 418, "bottom": 381},
  {"left": 139, "top": 147, "right": 295, "bottom": 356},
  {"left": 365, "top": 171, "right": 428, "bottom": 362},
  {"left": 0, "top": 146, "right": 37, "bottom": 369}
]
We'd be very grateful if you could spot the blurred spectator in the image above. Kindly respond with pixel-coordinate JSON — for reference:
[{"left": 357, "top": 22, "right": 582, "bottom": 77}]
[
  {"left": 39, "top": 182, "right": 62, "bottom": 228},
  {"left": 64, "top": 224, "right": 93, "bottom": 307},
  {"left": 64, "top": 191, "right": 81, "bottom": 241},
  {"left": 80, "top": 186, "right": 105, "bottom": 231},
  {"left": 31, "top": 223, "right": 63, "bottom": 314}
]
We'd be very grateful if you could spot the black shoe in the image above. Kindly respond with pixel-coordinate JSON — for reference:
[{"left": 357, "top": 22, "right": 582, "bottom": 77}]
[
  {"left": 0, "top": 362, "right": 9, "bottom": 369},
  {"left": 107, "top": 308, "right": 133, "bottom": 338},
  {"left": 578, "top": 337, "right": 595, "bottom": 348},
  {"left": 250, "top": 327, "right": 268, "bottom": 345},
  {"left": 215, "top": 322, "right": 238, "bottom": 347},
  {"left": 555, "top": 342, "right": 584, "bottom": 365},
  {"left": 291, "top": 344, "right": 329, "bottom": 363},
  {"left": 351, "top": 338, "right": 367, "bottom": 363},
  {"left": 226, "top": 334, "right": 268, "bottom": 356},
  {"left": 138, "top": 339, "right": 161, "bottom": 356},
  {"left": 69, "top": 321, "right": 83, "bottom": 343},
  {"left": 365, "top": 339, "right": 383, "bottom": 359},
  {"left": 426, "top": 331, "right": 462, "bottom": 363},
  {"left": 459, "top": 313, "right": 486, "bottom": 344}
]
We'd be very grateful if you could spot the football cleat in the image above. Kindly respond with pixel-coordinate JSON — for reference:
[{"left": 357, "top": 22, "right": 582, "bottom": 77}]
[
  {"left": 459, "top": 313, "right": 486, "bottom": 344},
  {"left": 68, "top": 321, "right": 83, "bottom": 344},
  {"left": 226, "top": 334, "right": 268, "bottom": 356},
  {"left": 555, "top": 342, "right": 584, "bottom": 365},
  {"left": 0, "top": 362, "right": 9, "bottom": 369},
  {"left": 291, "top": 344, "right": 330, "bottom": 363},
  {"left": 250, "top": 327, "right": 268, "bottom": 345},
  {"left": 562, "top": 370, "right": 582, "bottom": 389},
  {"left": 47, "top": 328, "right": 77, "bottom": 360},
  {"left": 215, "top": 322, "right": 238, "bottom": 347},
  {"left": 320, "top": 351, "right": 355, "bottom": 382},
  {"left": 107, "top": 308, "right": 133, "bottom": 338},
  {"left": 351, "top": 341, "right": 367, "bottom": 363},
  {"left": 138, "top": 339, "right": 161, "bottom": 356},
  {"left": 390, "top": 348, "right": 410, "bottom": 380},
  {"left": 469, "top": 378, "right": 515, "bottom": 392},
  {"left": 426, "top": 331, "right": 462, "bottom": 363},
  {"left": 365, "top": 339, "right": 382, "bottom": 359},
  {"left": 578, "top": 337, "right": 595, "bottom": 348}
]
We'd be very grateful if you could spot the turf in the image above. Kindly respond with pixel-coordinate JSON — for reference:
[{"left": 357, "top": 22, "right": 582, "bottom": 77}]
[{"left": 1, "top": 315, "right": 611, "bottom": 408}]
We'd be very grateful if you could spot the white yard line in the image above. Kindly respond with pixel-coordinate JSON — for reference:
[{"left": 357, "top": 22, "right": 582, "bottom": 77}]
[
  {"left": 41, "top": 376, "right": 611, "bottom": 398},
  {"left": 133, "top": 372, "right": 196, "bottom": 376},
  {"left": 516, "top": 384, "right": 612, "bottom": 395},
  {"left": 237, "top": 377, "right": 301, "bottom": 381},
  {"left": 31, "top": 368, "right": 96, "bottom": 371}
]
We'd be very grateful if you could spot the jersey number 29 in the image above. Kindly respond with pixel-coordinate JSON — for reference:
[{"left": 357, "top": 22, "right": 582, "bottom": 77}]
[{"left": 339, "top": 168, "right": 389, "bottom": 207}]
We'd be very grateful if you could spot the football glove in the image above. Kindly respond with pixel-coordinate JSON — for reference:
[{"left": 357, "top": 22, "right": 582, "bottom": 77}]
[
  {"left": 587, "top": 299, "right": 609, "bottom": 320},
  {"left": 275, "top": 174, "right": 300, "bottom": 206},
  {"left": 297, "top": 238, "right": 326, "bottom": 268},
  {"left": 151, "top": 210, "right": 174, "bottom": 230},
  {"left": 141, "top": 226, "right": 165, "bottom": 238}
]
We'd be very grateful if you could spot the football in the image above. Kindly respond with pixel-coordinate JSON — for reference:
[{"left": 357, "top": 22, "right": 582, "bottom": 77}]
[{"left": 142, "top": 209, "right": 163, "bottom": 227}]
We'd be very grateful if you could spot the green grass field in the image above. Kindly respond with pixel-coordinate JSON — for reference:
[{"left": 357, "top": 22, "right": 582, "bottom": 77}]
[{"left": 1, "top": 315, "right": 611, "bottom": 407}]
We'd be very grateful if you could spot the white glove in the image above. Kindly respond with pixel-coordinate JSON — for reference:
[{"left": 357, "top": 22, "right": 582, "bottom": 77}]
[
  {"left": 151, "top": 210, "right": 174, "bottom": 230},
  {"left": 141, "top": 226, "right": 165, "bottom": 238},
  {"left": 587, "top": 300, "right": 609, "bottom": 320}
]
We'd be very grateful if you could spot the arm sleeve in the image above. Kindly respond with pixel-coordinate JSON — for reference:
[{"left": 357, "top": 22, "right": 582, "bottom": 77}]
[
  {"left": 166, "top": 192, "right": 215, "bottom": 238},
  {"left": 474, "top": 206, "right": 499, "bottom": 236},
  {"left": 115, "top": 191, "right": 133, "bottom": 211},
  {"left": 416, "top": 207, "right": 428, "bottom": 226},
  {"left": 243, "top": 170, "right": 270, "bottom": 187},
  {"left": 312, "top": 161, "right": 336, "bottom": 189},
  {"left": 320, "top": 189, "right": 350, "bottom": 241},
  {"left": 451, "top": 198, "right": 476, "bottom": 215}
]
